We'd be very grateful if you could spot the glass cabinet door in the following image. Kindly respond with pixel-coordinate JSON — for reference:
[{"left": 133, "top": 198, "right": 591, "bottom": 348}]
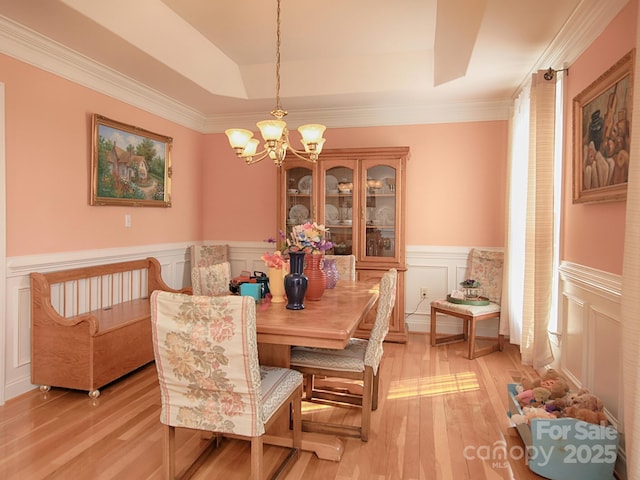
[
  {"left": 364, "top": 164, "right": 397, "bottom": 259},
  {"left": 284, "top": 166, "right": 314, "bottom": 234},
  {"left": 323, "top": 165, "right": 355, "bottom": 256}
]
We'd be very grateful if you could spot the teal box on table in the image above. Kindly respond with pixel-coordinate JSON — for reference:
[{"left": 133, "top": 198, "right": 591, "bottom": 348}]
[{"left": 507, "top": 383, "right": 618, "bottom": 480}]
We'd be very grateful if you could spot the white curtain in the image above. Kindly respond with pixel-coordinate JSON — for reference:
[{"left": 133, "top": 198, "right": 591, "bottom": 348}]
[
  {"left": 621, "top": 7, "right": 640, "bottom": 475},
  {"left": 502, "top": 71, "right": 557, "bottom": 369},
  {"left": 501, "top": 85, "right": 530, "bottom": 342}
]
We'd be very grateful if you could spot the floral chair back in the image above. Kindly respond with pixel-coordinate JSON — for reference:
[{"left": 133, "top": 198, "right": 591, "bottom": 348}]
[
  {"left": 151, "top": 291, "right": 265, "bottom": 436},
  {"left": 364, "top": 268, "right": 397, "bottom": 375},
  {"left": 191, "top": 262, "right": 231, "bottom": 296},
  {"left": 190, "top": 243, "right": 230, "bottom": 268},
  {"left": 467, "top": 249, "right": 504, "bottom": 304}
]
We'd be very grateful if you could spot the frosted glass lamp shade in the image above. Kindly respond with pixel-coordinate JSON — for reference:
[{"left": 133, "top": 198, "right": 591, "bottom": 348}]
[
  {"left": 225, "top": 129, "right": 253, "bottom": 149},
  {"left": 257, "top": 120, "right": 286, "bottom": 141},
  {"left": 242, "top": 138, "right": 260, "bottom": 156},
  {"left": 298, "top": 124, "right": 326, "bottom": 144}
]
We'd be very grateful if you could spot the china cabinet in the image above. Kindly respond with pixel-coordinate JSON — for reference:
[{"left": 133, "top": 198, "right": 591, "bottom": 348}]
[{"left": 276, "top": 146, "right": 408, "bottom": 342}]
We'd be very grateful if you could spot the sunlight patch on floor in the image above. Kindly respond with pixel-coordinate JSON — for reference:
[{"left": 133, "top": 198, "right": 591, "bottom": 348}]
[{"left": 387, "top": 372, "right": 479, "bottom": 399}]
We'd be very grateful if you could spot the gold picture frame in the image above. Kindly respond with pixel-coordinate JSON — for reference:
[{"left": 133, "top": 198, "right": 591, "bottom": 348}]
[
  {"left": 90, "top": 114, "right": 172, "bottom": 207},
  {"left": 573, "top": 49, "right": 634, "bottom": 204}
]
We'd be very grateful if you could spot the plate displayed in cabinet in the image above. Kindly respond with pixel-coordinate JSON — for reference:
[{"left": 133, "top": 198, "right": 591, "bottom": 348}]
[
  {"left": 289, "top": 204, "right": 309, "bottom": 224},
  {"left": 325, "top": 175, "right": 339, "bottom": 193},
  {"left": 376, "top": 206, "right": 395, "bottom": 225},
  {"left": 298, "top": 175, "right": 312, "bottom": 193},
  {"left": 324, "top": 204, "right": 339, "bottom": 224}
]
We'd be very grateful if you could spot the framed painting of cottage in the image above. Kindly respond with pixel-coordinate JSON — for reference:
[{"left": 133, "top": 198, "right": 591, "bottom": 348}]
[
  {"left": 90, "top": 114, "right": 172, "bottom": 207},
  {"left": 573, "top": 49, "right": 634, "bottom": 204}
]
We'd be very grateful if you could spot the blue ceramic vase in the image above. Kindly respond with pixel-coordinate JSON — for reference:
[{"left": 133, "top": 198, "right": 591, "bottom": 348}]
[{"left": 285, "top": 251, "right": 308, "bottom": 310}]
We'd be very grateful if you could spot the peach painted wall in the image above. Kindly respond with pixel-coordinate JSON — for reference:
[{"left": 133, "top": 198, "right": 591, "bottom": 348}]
[
  {"left": 1, "top": 49, "right": 507, "bottom": 256},
  {"left": 562, "top": 0, "right": 637, "bottom": 275},
  {"left": 1, "top": 54, "right": 204, "bottom": 257},
  {"left": 203, "top": 121, "right": 508, "bottom": 248}
]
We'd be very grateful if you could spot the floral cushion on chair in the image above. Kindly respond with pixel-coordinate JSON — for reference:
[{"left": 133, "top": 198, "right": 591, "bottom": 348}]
[{"left": 191, "top": 262, "right": 231, "bottom": 296}]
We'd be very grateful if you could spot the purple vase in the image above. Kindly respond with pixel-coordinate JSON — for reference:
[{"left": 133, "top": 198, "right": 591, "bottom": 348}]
[{"left": 323, "top": 258, "right": 339, "bottom": 289}]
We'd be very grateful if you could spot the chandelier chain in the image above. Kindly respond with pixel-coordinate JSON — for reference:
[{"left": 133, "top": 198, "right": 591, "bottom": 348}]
[{"left": 275, "top": 0, "right": 282, "bottom": 111}]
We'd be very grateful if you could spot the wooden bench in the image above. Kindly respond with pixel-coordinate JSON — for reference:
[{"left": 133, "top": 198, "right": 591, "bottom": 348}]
[{"left": 30, "top": 257, "right": 188, "bottom": 398}]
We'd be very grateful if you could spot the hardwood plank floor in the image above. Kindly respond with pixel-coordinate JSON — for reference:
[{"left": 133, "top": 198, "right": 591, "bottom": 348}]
[{"left": 0, "top": 333, "right": 547, "bottom": 480}]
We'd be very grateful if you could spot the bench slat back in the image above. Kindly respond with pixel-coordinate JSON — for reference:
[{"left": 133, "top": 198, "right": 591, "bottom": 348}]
[{"left": 36, "top": 259, "right": 154, "bottom": 318}]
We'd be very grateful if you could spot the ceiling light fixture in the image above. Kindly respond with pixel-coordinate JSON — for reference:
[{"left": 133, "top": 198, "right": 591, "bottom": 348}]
[{"left": 225, "top": 0, "right": 326, "bottom": 166}]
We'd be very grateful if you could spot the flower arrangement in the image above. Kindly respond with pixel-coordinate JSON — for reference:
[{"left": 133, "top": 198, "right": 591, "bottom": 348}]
[
  {"left": 261, "top": 250, "right": 286, "bottom": 269},
  {"left": 460, "top": 279, "right": 480, "bottom": 288},
  {"left": 286, "top": 222, "right": 333, "bottom": 254}
]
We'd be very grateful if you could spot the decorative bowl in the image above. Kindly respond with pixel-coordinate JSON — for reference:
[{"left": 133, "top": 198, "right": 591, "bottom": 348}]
[
  {"left": 366, "top": 179, "right": 382, "bottom": 190},
  {"left": 338, "top": 182, "right": 353, "bottom": 193}
]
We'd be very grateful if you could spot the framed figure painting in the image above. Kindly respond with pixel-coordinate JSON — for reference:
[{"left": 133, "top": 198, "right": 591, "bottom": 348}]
[
  {"left": 573, "top": 49, "right": 634, "bottom": 204},
  {"left": 90, "top": 114, "right": 172, "bottom": 207}
]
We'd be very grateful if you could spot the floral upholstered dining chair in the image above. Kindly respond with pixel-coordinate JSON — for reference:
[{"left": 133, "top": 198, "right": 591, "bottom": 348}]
[
  {"left": 430, "top": 248, "right": 504, "bottom": 359},
  {"left": 190, "top": 243, "right": 230, "bottom": 268},
  {"left": 150, "top": 291, "right": 302, "bottom": 480},
  {"left": 289, "top": 268, "right": 397, "bottom": 441},
  {"left": 191, "top": 261, "right": 231, "bottom": 296}
]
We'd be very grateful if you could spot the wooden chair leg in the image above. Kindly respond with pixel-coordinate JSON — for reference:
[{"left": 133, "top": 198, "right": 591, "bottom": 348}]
[
  {"left": 163, "top": 425, "right": 175, "bottom": 480},
  {"left": 468, "top": 318, "right": 477, "bottom": 360},
  {"left": 251, "top": 436, "right": 263, "bottom": 480},
  {"left": 372, "top": 371, "right": 380, "bottom": 411},
  {"left": 430, "top": 306, "right": 437, "bottom": 346},
  {"left": 361, "top": 368, "right": 374, "bottom": 442},
  {"left": 292, "top": 387, "right": 302, "bottom": 454},
  {"left": 304, "top": 374, "right": 314, "bottom": 400}
]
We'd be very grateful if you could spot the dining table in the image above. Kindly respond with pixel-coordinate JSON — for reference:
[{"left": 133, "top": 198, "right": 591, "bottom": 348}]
[{"left": 255, "top": 278, "right": 380, "bottom": 461}]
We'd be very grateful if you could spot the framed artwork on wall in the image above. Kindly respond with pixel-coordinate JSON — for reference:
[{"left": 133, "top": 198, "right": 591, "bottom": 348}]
[
  {"left": 90, "top": 114, "right": 172, "bottom": 207},
  {"left": 573, "top": 49, "right": 634, "bottom": 204}
]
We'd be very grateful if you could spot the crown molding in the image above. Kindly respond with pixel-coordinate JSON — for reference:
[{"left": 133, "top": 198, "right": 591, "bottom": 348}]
[{"left": 0, "top": 15, "right": 207, "bottom": 131}]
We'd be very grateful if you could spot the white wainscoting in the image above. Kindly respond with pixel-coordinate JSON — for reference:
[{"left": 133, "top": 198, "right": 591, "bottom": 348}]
[
  {"left": 558, "top": 261, "right": 623, "bottom": 438},
  {"left": 4, "top": 241, "right": 623, "bottom": 449},
  {"left": 2, "top": 240, "right": 271, "bottom": 403}
]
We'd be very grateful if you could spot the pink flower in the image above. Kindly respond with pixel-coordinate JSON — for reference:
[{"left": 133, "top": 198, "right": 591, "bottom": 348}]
[{"left": 261, "top": 250, "right": 285, "bottom": 269}]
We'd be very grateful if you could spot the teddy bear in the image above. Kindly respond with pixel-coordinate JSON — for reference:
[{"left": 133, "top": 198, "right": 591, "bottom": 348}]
[
  {"left": 563, "top": 406, "right": 608, "bottom": 426},
  {"left": 518, "top": 369, "right": 569, "bottom": 407},
  {"left": 515, "top": 386, "right": 551, "bottom": 408},
  {"left": 569, "top": 390, "right": 604, "bottom": 412}
]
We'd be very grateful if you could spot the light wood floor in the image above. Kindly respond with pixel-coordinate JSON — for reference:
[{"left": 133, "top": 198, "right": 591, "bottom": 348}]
[{"left": 0, "top": 333, "right": 547, "bottom": 480}]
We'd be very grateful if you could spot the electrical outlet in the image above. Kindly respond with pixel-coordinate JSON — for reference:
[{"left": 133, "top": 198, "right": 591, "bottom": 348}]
[{"left": 420, "top": 287, "right": 429, "bottom": 299}]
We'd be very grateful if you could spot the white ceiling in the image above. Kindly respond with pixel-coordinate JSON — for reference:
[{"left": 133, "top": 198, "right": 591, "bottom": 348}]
[{"left": 0, "top": 0, "right": 629, "bottom": 132}]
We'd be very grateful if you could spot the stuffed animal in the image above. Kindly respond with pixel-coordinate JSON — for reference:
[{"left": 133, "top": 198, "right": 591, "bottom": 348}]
[
  {"left": 563, "top": 406, "right": 608, "bottom": 426},
  {"left": 515, "top": 389, "right": 535, "bottom": 407},
  {"left": 569, "top": 391, "right": 604, "bottom": 412},
  {"left": 512, "top": 406, "right": 557, "bottom": 425},
  {"left": 521, "top": 369, "right": 568, "bottom": 395},
  {"left": 532, "top": 387, "right": 551, "bottom": 406}
]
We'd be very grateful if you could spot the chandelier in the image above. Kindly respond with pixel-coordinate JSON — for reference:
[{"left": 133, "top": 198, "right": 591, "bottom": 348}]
[{"left": 225, "top": 0, "right": 326, "bottom": 166}]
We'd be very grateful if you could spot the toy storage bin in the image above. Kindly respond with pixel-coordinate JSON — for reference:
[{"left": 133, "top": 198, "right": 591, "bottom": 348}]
[{"left": 507, "top": 384, "right": 618, "bottom": 480}]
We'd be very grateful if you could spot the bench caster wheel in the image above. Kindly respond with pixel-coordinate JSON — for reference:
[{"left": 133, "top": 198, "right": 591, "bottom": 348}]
[
  {"left": 39, "top": 385, "right": 51, "bottom": 392},
  {"left": 89, "top": 389, "right": 100, "bottom": 399}
]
